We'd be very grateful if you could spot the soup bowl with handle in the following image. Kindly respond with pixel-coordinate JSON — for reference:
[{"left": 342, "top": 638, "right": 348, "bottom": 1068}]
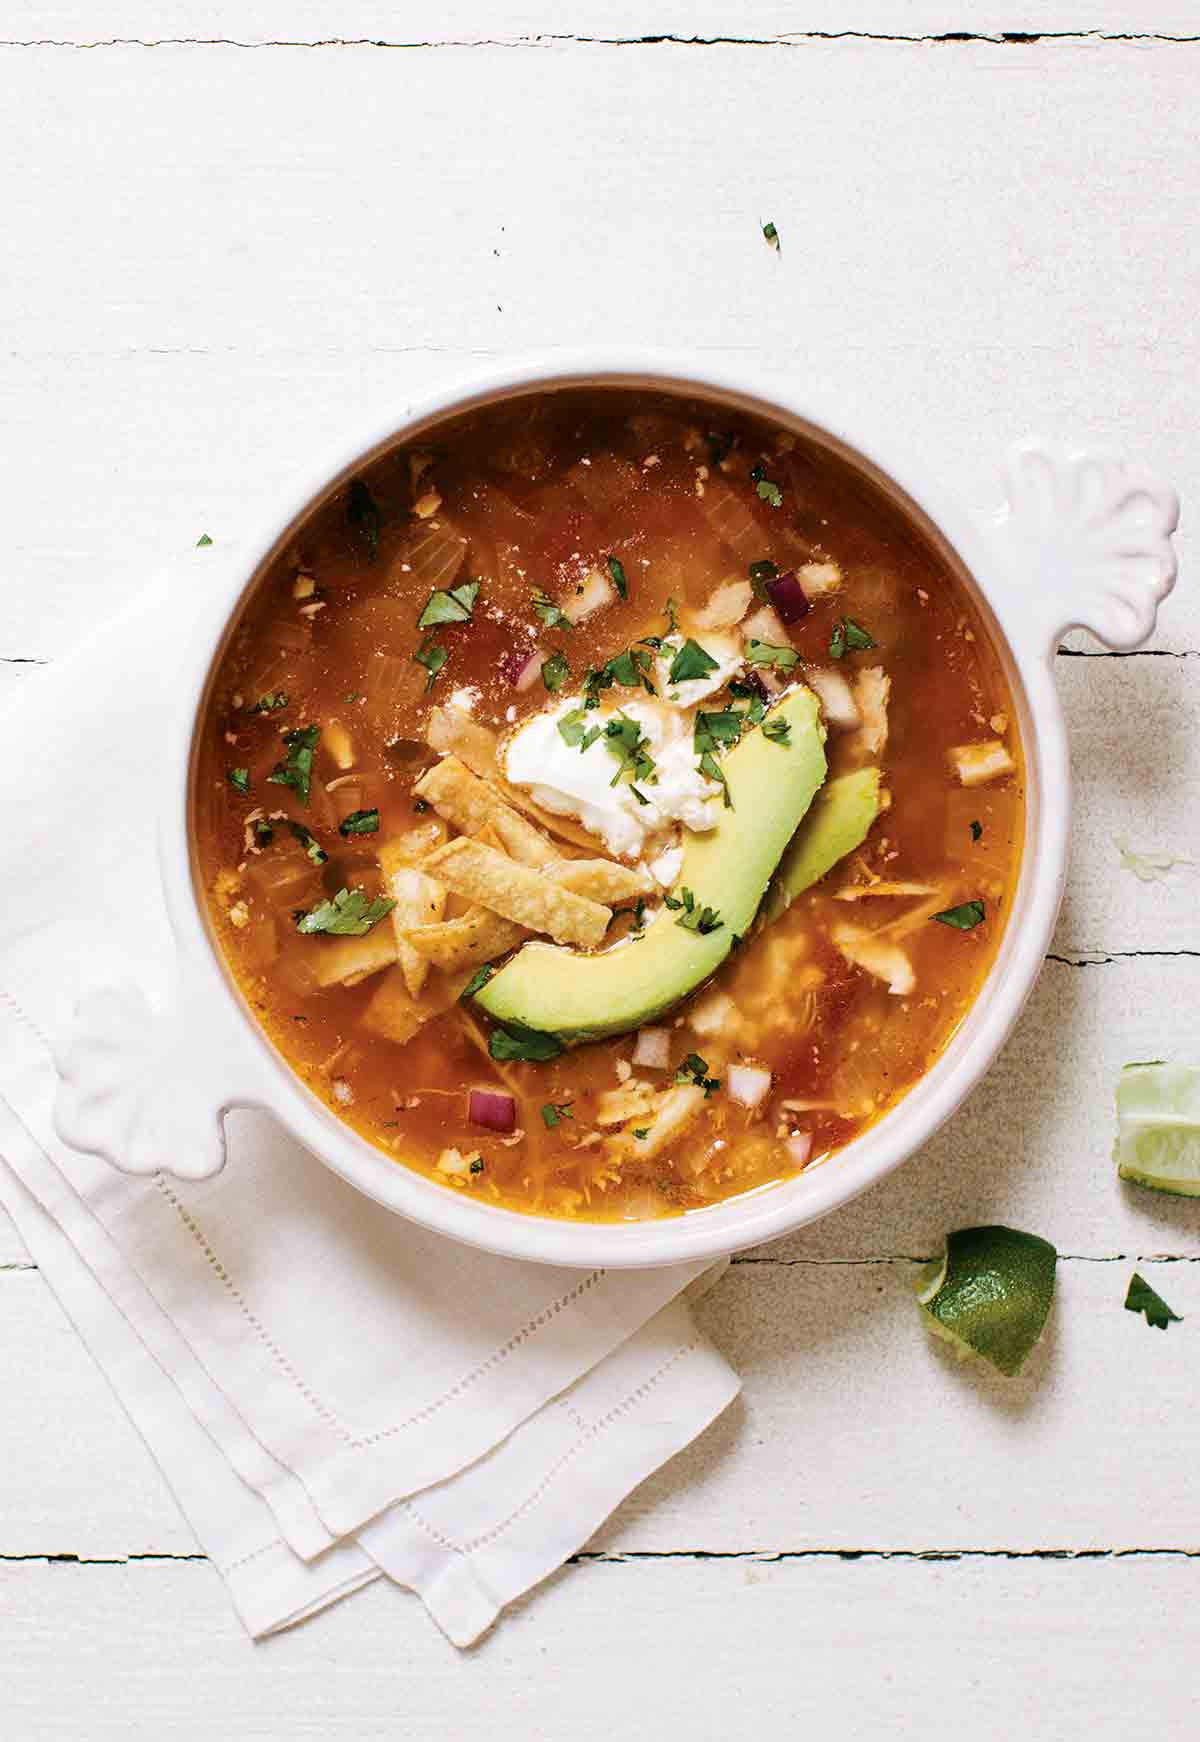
[{"left": 51, "top": 354, "right": 1181, "bottom": 1268}]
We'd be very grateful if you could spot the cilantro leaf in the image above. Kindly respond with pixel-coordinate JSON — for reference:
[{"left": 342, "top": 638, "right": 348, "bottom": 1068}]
[
  {"left": 751, "top": 467, "right": 783, "bottom": 508},
  {"left": 694, "top": 707, "right": 745, "bottom": 752},
  {"left": 532, "top": 588, "right": 572, "bottom": 630},
  {"left": 558, "top": 706, "right": 604, "bottom": 753},
  {"left": 632, "top": 1127, "right": 650, "bottom": 1141},
  {"left": 348, "top": 479, "right": 381, "bottom": 560},
  {"left": 604, "top": 713, "right": 656, "bottom": 788},
  {"left": 227, "top": 767, "right": 250, "bottom": 795},
  {"left": 830, "top": 617, "right": 876, "bottom": 658},
  {"left": 664, "top": 887, "right": 723, "bottom": 936},
  {"left": 675, "top": 1052, "right": 722, "bottom": 1096},
  {"left": 296, "top": 887, "right": 396, "bottom": 936},
  {"left": 489, "top": 1024, "right": 564, "bottom": 1063},
  {"left": 970, "top": 820, "right": 984, "bottom": 842},
  {"left": 265, "top": 724, "right": 320, "bottom": 804},
  {"left": 729, "top": 675, "right": 767, "bottom": 724},
  {"left": 762, "top": 716, "right": 791, "bottom": 745},
  {"left": 669, "top": 639, "right": 721, "bottom": 684},
  {"left": 583, "top": 646, "right": 657, "bottom": 706},
  {"left": 541, "top": 650, "right": 571, "bottom": 693},
  {"left": 541, "top": 1101, "right": 575, "bottom": 1128},
  {"left": 247, "top": 692, "right": 289, "bottom": 714},
  {"left": 413, "top": 641, "right": 449, "bottom": 692},
  {"left": 196, "top": 532, "right": 213, "bottom": 548},
  {"left": 286, "top": 820, "right": 327, "bottom": 864},
  {"left": 1124, "top": 1272, "right": 1183, "bottom": 1330},
  {"left": 607, "top": 554, "right": 628, "bottom": 600},
  {"left": 745, "top": 638, "right": 800, "bottom": 673},
  {"left": 252, "top": 818, "right": 275, "bottom": 847},
  {"left": 338, "top": 808, "right": 380, "bottom": 836},
  {"left": 665, "top": 597, "right": 680, "bottom": 635},
  {"left": 748, "top": 558, "right": 778, "bottom": 603},
  {"left": 762, "top": 220, "right": 780, "bottom": 250},
  {"left": 933, "top": 900, "right": 986, "bottom": 930},
  {"left": 469, "top": 1156, "right": 485, "bottom": 1174},
  {"left": 460, "top": 964, "right": 495, "bottom": 1001},
  {"left": 417, "top": 578, "right": 480, "bottom": 629}
]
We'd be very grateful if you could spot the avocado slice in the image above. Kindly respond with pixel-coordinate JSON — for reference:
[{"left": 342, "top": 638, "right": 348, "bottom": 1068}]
[
  {"left": 766, "top": 766, "right": 883, "bottom": 920},
  {"left": 476, "top": 688, "right": 827, "bottom": 1045}
]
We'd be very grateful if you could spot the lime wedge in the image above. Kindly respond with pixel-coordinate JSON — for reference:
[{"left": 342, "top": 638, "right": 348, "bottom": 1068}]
[
  {"left": 1114, "top": 1062, "right": 1200, "bottom": 1196},
  {"left": 918, "top": 1225, "right": 1057, "bottom": 1376}
]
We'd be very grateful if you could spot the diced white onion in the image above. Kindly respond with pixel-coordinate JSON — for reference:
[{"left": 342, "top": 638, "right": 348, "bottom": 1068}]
[
  {"left": 727, "top": 1064, "right": 772, "bottom": 1109},
  {"left": 690, "top": 992, "right": 735, "bottom": 1037},
  {"left": 805, "top": 668, "right": 861, "bottom": 731},
  {"left": 633, "top": 1028, "right": 671, "bottom": 1070},
  {"left": 786, "top": 1132, "right": 814, "bottom": 1168}
]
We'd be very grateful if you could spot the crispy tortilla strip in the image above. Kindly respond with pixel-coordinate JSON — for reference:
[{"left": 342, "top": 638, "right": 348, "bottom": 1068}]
[
  {"left": 388, "top": 866, "right": 446, "bottom": 997},
  {"left": 307, "top": 926, "right": 399, "bottom": 990},
  {"left": 377, "top": 820, "right": 449, "bottom": 879},
  {"left": 361, "top": 963, "right": 466, "bottom": 1046},
  {"left": 426, "top": 705, "right": 603, "bottom": 853},
  {"left": 402, "top": 907, "right": 528, "bottom": 972},
  {"left": 473, "top": 819, "right": 507, "bottom": 853},
  {"left": 424, "top": 837, "right": 611, "bottom": 947},
  {"left": 413, "top": 755, "right": 557, "bottom": 868},
  {"left": 546, "top": 858, "right": 654, "bottom": 904}
]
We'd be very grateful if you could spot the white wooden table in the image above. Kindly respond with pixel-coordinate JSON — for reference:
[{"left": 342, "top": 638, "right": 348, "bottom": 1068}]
[{"left": 3, "top": 6, "right": 1199, "bottom": 1734}]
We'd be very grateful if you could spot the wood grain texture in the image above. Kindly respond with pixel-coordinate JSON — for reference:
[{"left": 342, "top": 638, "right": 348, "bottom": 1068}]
[
  {"left": 2, "top": 8, "right": 1198, "bottom": 1728},
  {"left": 3, "top": 1554, "right": 1198, "bottom": 1740}
]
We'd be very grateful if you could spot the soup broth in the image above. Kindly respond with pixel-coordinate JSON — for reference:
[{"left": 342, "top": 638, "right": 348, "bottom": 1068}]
[{"left": 195, "top": 389, "right": 1023, "bottom": 1221}]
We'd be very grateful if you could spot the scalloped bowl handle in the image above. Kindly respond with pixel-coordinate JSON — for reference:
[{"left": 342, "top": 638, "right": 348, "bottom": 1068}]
[
  {"left": 52, "top": 979, "right": 262, "bottom": 1183},
  {"left": 983, "top": 441, "right": 1180, "bottom": 655}
]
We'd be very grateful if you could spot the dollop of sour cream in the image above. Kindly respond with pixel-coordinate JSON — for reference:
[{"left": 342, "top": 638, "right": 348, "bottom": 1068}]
[{"left": 504, "top": 694, "right": 722, "bottom": 858}]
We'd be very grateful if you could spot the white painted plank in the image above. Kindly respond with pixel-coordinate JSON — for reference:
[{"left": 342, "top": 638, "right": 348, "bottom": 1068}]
[
  {"left": 12, "top": 3, "right": 1200, "bottom": 43},
  {"left": 5, "top": 1249, "right": 1200, "bottom": 1557},
  {"left": 3, "top": 1552, "right": 1199, "bottom": 1739},
  {"left": 0, "top": 40, "right": 1195, "bottom": 656}
]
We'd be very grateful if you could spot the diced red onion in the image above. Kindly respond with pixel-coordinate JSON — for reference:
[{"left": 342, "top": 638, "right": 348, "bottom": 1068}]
[
  {"left": 468, "top": 1087, "right": 518, "bottom": 1133},
  {"left": 786, "top": 1132, "right": 813, "bottom": 1168},
  {"left": 736, "top": 667, "right": 769, "bottom": 705},
  {"left": 766, "top": 570, "right": 811, "bottom": 625},
  {"left": 501, "top": 645, "right": 544, "bottom": 690}
]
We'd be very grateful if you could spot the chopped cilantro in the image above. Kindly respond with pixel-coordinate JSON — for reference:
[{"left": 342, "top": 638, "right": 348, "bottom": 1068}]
[
  {"left": 347, "top": 479, "right": 380, "bottom": 560},
  {"left": 295, "top": 887, "right": 396, "bottom": 936},
  {"left": 729, "top": 676, "right": 767, "bottom": 724},
  {"left": 665, "top": 597, "right": 680, "bottom": 635},
  {"left": 339, "top": 807, "right": 380, "bottom": 837},
  {"left": 489, "top": 1024, "right": 564, "bottom": 1063},
  {"left": 252, "top": 818, "right": 275, "bottom": 847},
  {"left": 469, "top": 1156, "right": 485, "bottom": 1175},
  {"left": 1124, "top": 1272, "right": 1182, "bottom": 1330},
  {"left": 607, "top": 554, "right": 628, "bottom": 600},
  {"left": 829, "top": 617, "right": 876, "bottom": 658},
  {"left": 630, "top": 896, "right": 648, "bottom": 935},
  {"left": 694, "top": 708, "right": 745, "bottom": 752},
  {"left": 541, "top": 649, "right": 571, "bottom": 693},
  {"left": 750, "top": 465, "right": 783, "bottom": 508},
  {"left": 604, "top": 713, "right": 656, "bottom": 788},
  {"left": 541, "top": 1101, "right": 575, "bottom": 1128},
  {"left": 417, "top": 578, "right": 480, "bottom": 629},
  {"left": 413, "top": 640, "right": 449, "bottom": 692},
  {"left": 970, "top": 820, "right": 984, "bottom": 842},
  {"left": 762, "top": 219, "right": 780, "bottom": 250},
  {"left": 196, "top": 532, "right": 213, "bottom": 548},
  {"left": 669, "top": 639, "right": 721, "bottom": 685},
  {"left": 745, "top": 638, "right": 800, "bottom": 673},
  {"left": 265, "top": 723, "right": 320, "bottom": 804},
  {"left": 343, "top": 691, "right": 363, "bottom": 703},
  {"left": 675, "top": 1052, "right": 721, "bottom": 1096},
  {"left": 697, "top": 748, "right": 732, "bottom": 808},
  {"left": 762, "top": 716, "right": 791, "bottom": 746},
  {"left": 632, "top": 1127, "right": 650, "bottom": 1141},
  {"left": 247, "top": 692, "right": 289, "bottom": 714},
  {"left": 664, "top": 887, "right": 723, "bottom": 936},
  {"left": 286, "top": 820, "right": 327, "bottom": 864},
  {"left": 748, "top": 558, "right": 778, "bottom": 603},
  {"left": 460, "top": 964, "right": 495, "bottom": 1001},
  {"left": 532, "top": 587, "right": 572, "bottom": 631},
  {"left": 227, "top": 767, "right": 250, "bottom": 795},
  {"left": 584, "top": 646, "right": 657, "bottom": 707},
  {"left": 558, "top": 706, "right": 604, "bottom": 753},
  {"left": 933, "top": 899, "right": 986, "bottom": 930}
]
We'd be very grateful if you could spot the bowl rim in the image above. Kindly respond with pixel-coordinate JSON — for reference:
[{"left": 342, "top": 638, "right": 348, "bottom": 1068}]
[{"left": 163, "top": 350, "right": 1068, "bottom": 1269}]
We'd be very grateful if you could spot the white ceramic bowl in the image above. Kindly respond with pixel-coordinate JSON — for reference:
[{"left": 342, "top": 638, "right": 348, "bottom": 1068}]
[{"left": 52, "top": 354, "right": 1180, "bottom": 1268}]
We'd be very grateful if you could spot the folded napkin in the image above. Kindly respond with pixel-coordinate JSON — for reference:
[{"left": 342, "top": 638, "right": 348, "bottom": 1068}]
[{"left": 0, "top": 553, "right": 738, "bottom": 1646}]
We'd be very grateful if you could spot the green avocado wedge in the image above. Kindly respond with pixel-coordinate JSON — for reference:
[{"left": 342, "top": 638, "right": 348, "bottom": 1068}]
[
  {"left": 476, "top": 688, "right": 827, "bottom": 1045},
  {"left": 765, "top": 766, "right": 883, "bottom": 920}
]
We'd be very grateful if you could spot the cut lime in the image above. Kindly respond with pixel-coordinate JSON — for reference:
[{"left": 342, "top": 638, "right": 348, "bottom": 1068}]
[
  {"left": 1114, "top": 1062, "right": 1200, "bottom": 1196},
  {"left": 918, "top": 1225, "right": 1057, "bottom": 1377}
]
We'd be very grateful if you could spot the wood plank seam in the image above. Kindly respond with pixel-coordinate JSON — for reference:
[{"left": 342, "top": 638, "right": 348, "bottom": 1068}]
[{"left": 2, "top": 33, "right": 1199, "bottom": 48}]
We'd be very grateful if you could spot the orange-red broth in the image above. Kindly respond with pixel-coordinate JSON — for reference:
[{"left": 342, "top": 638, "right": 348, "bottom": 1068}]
[{"left": 195, "top": 391, "right": 1023, "bottom": 1222}]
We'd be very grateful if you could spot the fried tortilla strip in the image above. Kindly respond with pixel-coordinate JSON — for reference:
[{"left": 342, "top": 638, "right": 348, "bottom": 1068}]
[
  {"left": 426, "top": 705, "right": 603, "bottom": 853},
  {"left": 387, "top": 865, "right": 446, "bottom": 997},
  {"left": 424, "top": 837, "right": 611, "bottom": 947},
  {"left": 413, "top": 755, "right": 557, "bottom": 868},
  {"left": 307, "top": 926, "right": 399, "bottom": 990},
  {"left": 361, "top": 962, "right": 468, "bottom": 1046},
  {"left": 546, "top": 858, "right": 654, "bottom": 904},
  {"left": 401, "top": 907, "right": 528, "bottom": 972},
  {"left": 377, "top": 819, "right": 449, "bottom": 880}
]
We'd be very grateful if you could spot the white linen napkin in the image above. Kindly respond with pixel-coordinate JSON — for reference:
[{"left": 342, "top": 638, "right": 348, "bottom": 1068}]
[{"left": 0, "top": 552, "right": 738, "bottom": 1646}]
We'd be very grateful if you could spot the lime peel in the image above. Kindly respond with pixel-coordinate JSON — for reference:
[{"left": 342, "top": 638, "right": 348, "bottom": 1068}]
[{"left": 918, "top": 1225, "right": 1057, "bottom": 1377}]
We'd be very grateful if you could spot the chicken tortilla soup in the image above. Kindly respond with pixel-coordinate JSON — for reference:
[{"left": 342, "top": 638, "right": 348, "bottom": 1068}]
[{"left": 195, "top": 390, "right": 1023, "bottom": 1221}]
